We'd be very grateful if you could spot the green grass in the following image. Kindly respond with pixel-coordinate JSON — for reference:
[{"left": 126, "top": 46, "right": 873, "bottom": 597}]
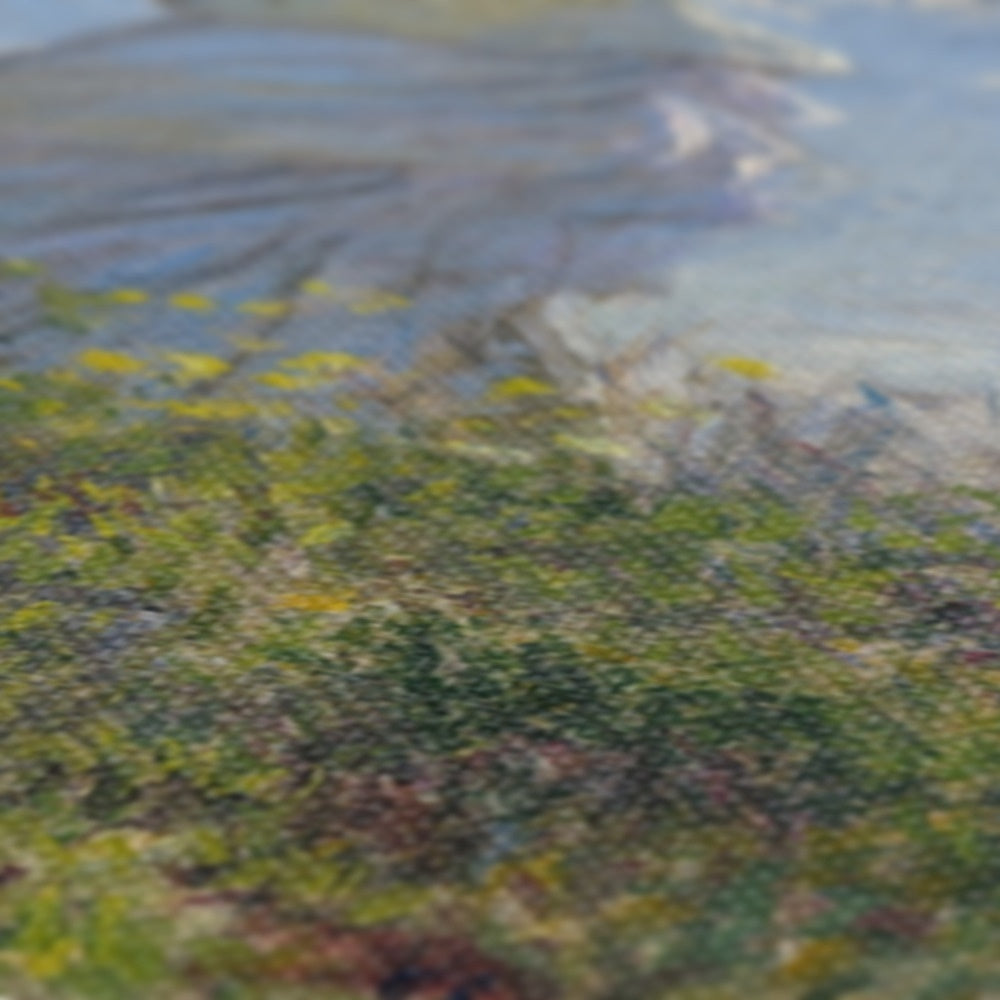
[{"left": 1, "top": 369, "right": 1000, "bottom": 998}]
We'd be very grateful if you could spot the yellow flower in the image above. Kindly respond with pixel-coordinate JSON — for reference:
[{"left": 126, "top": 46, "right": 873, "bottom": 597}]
[
  {"left": 3, "top": 601, "right": 59, "bottom": 631},
  {"left": 163, "top": 351, "right": 231, "bottom": 382},
  {"left": 238, "top": 299, "right": 291, "bottom": 319},
  {"left": 23, "top": 938, "right": 80, "bottom": 980},
  {"left": 487, "top": 375, "right": 556, "bottom": 401},
  {"left": 273, "top": 590, "right": 354, "bottom": 613},
  {"left": 77, "top": 348, "right": 147, "bottom": 375},
  {"left": 298, "top": 520, "right": 353, "bottom": 547},
  {"left": 300, "top": 278, "right": 336, "bottom": 297},
  {"left": 34, "top": 398, "right": 68, "bottom": 417},
  {"left": 105, "top": 287, "right": 149, "bottom": 305},
  {"left": 778, "top": 937, "right": 855, "bottom": 984},
  {"left": 168, "top": 292, "right": 216, "bottom": 312},
  {"left": 712, "top": 356, "right": 778, "bottom": 380},
  {"left": 164, "top": 399, "right": 256, "bottom": 420}
]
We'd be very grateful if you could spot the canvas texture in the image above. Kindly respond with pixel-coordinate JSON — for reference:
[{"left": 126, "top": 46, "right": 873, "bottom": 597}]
[{"left": 1, "top": 2, "right": 1000, "bottom": 997}]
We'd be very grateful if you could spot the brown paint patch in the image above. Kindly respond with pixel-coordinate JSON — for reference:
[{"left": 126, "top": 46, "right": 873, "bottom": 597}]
[{"left": 232, "top": 915, "right": 548, "bottom": 1000}]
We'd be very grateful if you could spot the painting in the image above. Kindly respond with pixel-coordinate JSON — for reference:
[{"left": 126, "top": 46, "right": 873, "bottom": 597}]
[{"left": 2, "top": 1, "right": 1000, "bottom": 997}]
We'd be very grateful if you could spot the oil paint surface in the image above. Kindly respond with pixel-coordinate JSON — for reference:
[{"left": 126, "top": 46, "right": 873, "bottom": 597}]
[{"left": 2, "top": 2, "right": 1000, "bottom": 998}]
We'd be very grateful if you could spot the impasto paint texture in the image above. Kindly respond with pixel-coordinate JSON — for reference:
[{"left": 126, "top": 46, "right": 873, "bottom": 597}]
[{"left": 2, "top": 1, "right": 1000, "bottom": 997}]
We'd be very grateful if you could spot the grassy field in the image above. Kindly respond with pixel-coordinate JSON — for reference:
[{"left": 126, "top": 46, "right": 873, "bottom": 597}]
[{"left": 2, "top": 359, "right": 1000, "bottom": 999}]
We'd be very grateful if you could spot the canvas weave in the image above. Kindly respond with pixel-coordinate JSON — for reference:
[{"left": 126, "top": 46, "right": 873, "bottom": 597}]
[{"left": 1, "top": 2, "right": 1000, "bottom": 997}]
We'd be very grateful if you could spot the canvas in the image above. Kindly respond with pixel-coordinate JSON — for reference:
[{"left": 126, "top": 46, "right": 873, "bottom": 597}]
[{"left": 1, "top": 1, "right": 1000, "bottom": 997}]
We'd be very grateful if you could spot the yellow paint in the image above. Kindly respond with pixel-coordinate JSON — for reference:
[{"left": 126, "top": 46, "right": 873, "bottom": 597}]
[
  {"left": 238, "top": 299, "right": 291, "bottom": 319},
  {"left": 168, "top": 292, "right": 216, "bottom": 312},
  {"left": 88, "top": 513, "right": 121, "bottom": 540},
  {"left": 486, "top": 851, "right": 565, "bottom": 894},
  {"left": 601, "top": 894, "right": 694, "bottom": 926},
  {"left": 347, "top": 885, "right": 440, "bottom": 926},
  {"left": 105, "top": 287, "right": 150, "bottom": 305},
  {"left": 47, "top": 415, "right": 102, "bottom": 438},
  {"left": 164, "top": 399, "right": 257, "bottom": 420},
  {"left": 3, "top": 601, "right": 59, "bottom": 632},
  {"left": 551, "top": 405, "right": 591, "bottom": 420},
  {"left": 712, "top": 356, "right": 778, "bottom": 380},
  {"left": 487, "top": 375, "right": 556, "bottom": 401},
  {"left": 273, "top": 590, "right": 354, "bottom": 612},
  {"left": 778, "top": 938, "right": 855, "bottom": 984},
  {"left": 300, "top": 278, "right": 337, "bottom": 297},
  {"left": 163, "top": 351, "right": 231, "bottom": 382},
  {"left": 421, "top": 478, "right": 458, "bottom": 499},
  {"left": 22, "top": 937, "right": 80, "bottom": 980},
  {"left": 297, "top": 520, "right": 353, "bottom": 546},
  {"left": 638, "top": 398, "right": 689, "bottom": 419},
  {"left": 60, "top": 536, "right": 95, "bottom": 563},
  {"left": 77, "top": 348, "right": 147, "bottom": 376},
  {"left": 80, "top": 480, "right": 128, "bottom": 504}
]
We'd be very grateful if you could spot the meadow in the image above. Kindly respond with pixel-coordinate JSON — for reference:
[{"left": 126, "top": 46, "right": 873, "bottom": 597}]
[{"left": 2, "top": 341, "right": 1000, "bottom": 999}]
